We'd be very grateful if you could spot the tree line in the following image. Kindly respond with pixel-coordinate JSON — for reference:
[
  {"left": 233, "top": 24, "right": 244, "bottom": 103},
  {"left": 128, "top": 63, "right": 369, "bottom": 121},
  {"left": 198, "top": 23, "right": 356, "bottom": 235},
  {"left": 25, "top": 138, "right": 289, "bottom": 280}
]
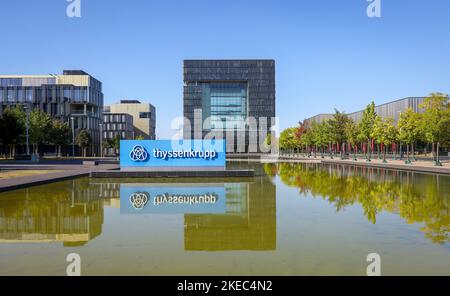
[
  {"left": 0, "top": 106, "right": 92, "bottom": 158},
  {"left": 279, "top": 93, "right": 450, "bottom": 165}
]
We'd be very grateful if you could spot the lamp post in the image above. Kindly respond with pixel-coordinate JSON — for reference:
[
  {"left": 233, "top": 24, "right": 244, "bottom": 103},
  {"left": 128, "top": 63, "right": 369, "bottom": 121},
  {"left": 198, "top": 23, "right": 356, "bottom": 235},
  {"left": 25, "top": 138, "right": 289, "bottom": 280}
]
[
  {"left": 99, "top": 123, "right": 103, "bottom": 158},
  {"left": 71, "top": 117, "right": 75, "bottom": 157},
  {"left": 23, "top": 104, "right": 30, "bottom": 155}
]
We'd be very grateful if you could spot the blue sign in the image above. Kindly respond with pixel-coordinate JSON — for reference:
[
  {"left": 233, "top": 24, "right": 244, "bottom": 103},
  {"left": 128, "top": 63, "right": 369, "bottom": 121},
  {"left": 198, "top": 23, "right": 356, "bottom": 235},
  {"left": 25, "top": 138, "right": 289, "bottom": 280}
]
[
  {"left": 120, "top": 184, "right": 226, "bottom": 214},
  {"left": 120, "top": 140, "right": 226, "bottom": 170}
]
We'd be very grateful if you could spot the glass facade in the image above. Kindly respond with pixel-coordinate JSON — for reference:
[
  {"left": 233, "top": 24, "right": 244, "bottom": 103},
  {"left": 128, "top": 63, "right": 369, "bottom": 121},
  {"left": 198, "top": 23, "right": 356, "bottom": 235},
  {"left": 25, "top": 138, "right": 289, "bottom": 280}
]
[
  {"left": 183, "top": 60, "right": 276, "bottom": 153},
  {"left": 0, "top": 71, "right": 104, "bottom": 156},
  {"left": 201, "top": 82, "right": 247, "bottom": 131}
]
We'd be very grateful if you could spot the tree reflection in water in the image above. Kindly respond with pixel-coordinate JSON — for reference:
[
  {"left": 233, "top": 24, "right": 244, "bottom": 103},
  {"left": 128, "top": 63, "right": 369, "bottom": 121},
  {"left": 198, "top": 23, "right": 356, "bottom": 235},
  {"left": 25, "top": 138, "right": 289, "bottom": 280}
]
[{"left": 265, "top": 163, "right": 449, "bottom": 244}]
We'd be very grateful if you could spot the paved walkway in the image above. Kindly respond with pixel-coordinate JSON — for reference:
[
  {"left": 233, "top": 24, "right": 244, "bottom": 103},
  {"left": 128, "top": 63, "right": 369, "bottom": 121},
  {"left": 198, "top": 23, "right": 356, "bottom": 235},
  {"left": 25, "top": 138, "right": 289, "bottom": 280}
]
[{"left": 0, "top": 164, "right": 119, "bottom": 192}]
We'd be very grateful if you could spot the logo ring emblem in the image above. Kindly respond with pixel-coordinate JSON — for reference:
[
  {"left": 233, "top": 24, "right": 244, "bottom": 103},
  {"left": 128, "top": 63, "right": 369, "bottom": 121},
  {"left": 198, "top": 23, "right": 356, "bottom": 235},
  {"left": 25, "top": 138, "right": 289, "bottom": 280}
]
[
  {"left": 129, "top": 145, "right": 149, "bottom": 162},
  {"left": 130, "top": 192, "right": 149, "bottom": 210}
]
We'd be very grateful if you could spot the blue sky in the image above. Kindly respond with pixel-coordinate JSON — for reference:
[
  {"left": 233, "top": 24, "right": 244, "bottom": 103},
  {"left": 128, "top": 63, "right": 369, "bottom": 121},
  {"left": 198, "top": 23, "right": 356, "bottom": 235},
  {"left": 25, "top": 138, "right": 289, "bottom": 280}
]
[{"left": 1, "top": 0, "right": 449, "bottom": 138}]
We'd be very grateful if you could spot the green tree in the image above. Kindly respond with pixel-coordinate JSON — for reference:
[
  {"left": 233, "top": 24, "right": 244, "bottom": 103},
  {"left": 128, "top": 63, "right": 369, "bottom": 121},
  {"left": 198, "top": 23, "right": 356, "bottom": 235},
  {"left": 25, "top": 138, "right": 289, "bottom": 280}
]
[
  {"left": 279, "top": 127, "right": 301, "bottom": 152},
  {"left": 301, "top": 128, "right": 314, "bottom": 157},
  {"left": 0, "top": 106, "right": 26, "bottom": 158},
  {"left": 328, "top": 109, "right": 351, "bottom": 159},
  {"left": 372, "top": 117, "right": 397, "bottom": 163},
  {"left": 358, "top": 101, "right": 377, "bottom": 161},
  {"left": 50, "top": 120, "right": 71, "bottom": 157},
  {"left": 29, "top": 110, "right": 52, "bottom": 155},
  {"left": 398, "top": 108, "right": 421, "bottom": 164},
  {"left": 344, "top": 119, "right": 359, "bottom": 160},
  {"left": 76, "top": 129, "right": 92, "bottom": 157},
  {"left": 419, "top": 93, "right": 450, "bottom": 166},
  {"left": 135, "top": 135, "right": 145, "bottom": 140},
  {"left": 314, "top": 121, "right": 329, "bottom": 158},
  {"left": 309, "top": 121, "right": 320, "bottom": 158},
  {"left": 104, "top": 134, "right": 121, "bottom": 156}
]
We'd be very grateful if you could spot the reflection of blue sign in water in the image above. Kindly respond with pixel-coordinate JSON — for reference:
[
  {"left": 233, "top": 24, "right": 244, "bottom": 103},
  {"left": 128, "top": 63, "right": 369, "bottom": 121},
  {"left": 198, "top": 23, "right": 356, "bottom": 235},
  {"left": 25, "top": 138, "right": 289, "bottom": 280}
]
[
  {"left": 120, "top": 140, "right": 226, "bottom": 170},
  {"left": 120, "top": 185, "right": 226, "bottom": 214}
]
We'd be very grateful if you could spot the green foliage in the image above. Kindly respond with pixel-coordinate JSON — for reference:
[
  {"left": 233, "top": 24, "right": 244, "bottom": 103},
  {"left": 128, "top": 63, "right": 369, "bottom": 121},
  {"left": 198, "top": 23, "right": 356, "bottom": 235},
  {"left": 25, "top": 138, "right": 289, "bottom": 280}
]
[
  {"left": 29, "top": 109, "right": 53, "bottom": 154},
  {"left": 344, "top": 119, "right": 359, "bottom": 146},
  {"left": 50, "top": 120, "right": 71, "bottom": 156},
  {"left": 327, "top": 109, "right": 351, "bottom": 144},
  {"left": 0, "top": 106, "right": 26, "bottom": 148},
  {"left": 279, "top": 127, "right": 301, "bottom": 150},
  {"left": 50, "top": 120, "right": 71, "bottom": 147},
  {"left": 358, "top": 101, "right": 377, "bottom": 141},
  {"left": 76, "top": 129, "right": 92, "bottom": 157},
  {"left": 104, "top": 134, "right": 121, "bottom": 156},
  {"left": 419, "top": 93, "right": 450, "bottom": 146},
  {"left": 372, "top": 116, "right": 397, "bottom": 146},
  {"left": 314, "top": 121, "right": 329, "bottom": 147},
  {"left": 398, "top": 108, "right": 421, "bottom": 145}
]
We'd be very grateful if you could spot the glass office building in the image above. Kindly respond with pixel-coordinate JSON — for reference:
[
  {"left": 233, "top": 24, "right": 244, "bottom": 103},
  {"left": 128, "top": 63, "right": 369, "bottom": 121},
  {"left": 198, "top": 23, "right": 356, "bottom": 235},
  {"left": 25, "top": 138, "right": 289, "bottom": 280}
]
[
  {"left": 184, "top": 60, "right": 276, "bottom": 153},
  {"left": 0, "top": 70, "right": 104, "bottom": 156}
]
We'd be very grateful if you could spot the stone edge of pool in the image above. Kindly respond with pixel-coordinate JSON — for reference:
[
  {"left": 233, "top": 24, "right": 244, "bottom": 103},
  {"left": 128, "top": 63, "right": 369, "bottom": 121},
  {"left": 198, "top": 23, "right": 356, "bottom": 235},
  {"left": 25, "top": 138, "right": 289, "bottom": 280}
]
[{"left": 90, "top": 169, "right": 255, "bottom": 178}]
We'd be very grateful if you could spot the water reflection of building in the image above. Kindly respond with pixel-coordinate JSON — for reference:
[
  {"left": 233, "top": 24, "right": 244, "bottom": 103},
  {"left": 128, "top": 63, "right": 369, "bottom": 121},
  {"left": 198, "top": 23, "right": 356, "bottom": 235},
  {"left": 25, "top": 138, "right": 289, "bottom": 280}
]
[
  {"left": 0, "top": 179, "right": 104, "bottom": 246},
  {"left": 98, "top": 182, "right": 121, "bottom": 208},
  {"left": 184, "top": 178, "right": 276, "bottom": 251}
]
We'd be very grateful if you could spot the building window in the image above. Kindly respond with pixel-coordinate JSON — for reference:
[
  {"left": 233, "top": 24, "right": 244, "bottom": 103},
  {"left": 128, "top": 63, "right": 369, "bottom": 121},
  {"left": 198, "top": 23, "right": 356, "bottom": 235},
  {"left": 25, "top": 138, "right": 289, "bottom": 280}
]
[
  {"left": 24, "top": 88, "right": 33, "bottom": 102},
  {"left": 17, "top": 89, "right": 24, "bottom": 102},
  {"left": 139, "top": 112, "right": 151, "bottom": 118},
  {"left": 7, "top": 88, "right": 14, "bottom": 102},
  {"left": 80, "top": 88, "right": 87, "bottom": 101},
  {"left": 201, "top": 82, "right": 248, "bottom": 131},
  {"left": 63, "top": 87, "right": 71, "bottom": 100},
  {"left": 74, "top": 89, "right": 81, "bottom": 101}
]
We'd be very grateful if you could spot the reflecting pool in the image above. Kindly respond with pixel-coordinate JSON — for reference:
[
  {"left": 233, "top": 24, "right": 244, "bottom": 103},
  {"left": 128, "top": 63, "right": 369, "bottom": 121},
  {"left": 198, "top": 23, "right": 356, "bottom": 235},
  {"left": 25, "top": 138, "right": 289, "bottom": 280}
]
[{"left": 0, "top": 162, "right": 448, "bottom": 275}]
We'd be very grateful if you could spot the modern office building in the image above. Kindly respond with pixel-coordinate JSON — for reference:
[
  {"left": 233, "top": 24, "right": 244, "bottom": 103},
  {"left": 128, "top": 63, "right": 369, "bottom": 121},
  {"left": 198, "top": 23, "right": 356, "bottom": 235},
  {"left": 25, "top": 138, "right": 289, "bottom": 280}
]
[
  {"left": 183, "top": 60, "right": 276, "bottom": 153},
  {"left": 102, "top": 112, "right": 134, "bottom": 156},
  {"left": 108, "top": 100, "right": 156, "bottom": 139},
  {"left": 0, "top": 70, "right": 104, "bottom": 156},
  {"left": 305, "top": 97, "right": 426, "bottom": 125}
]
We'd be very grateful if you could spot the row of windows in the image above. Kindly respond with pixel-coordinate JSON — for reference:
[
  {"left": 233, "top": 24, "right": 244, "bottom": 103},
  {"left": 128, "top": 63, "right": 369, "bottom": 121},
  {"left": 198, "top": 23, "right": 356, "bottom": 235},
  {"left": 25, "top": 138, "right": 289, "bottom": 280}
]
[
  {"left": 0, "top": 78, "right": 57, "bottom": 87},
  {"left": 103, "top": 114, "right": 132, "bottom": 124},
  {"left": 103, "top": 123, "right": 133, "bottom": 132},
  {"left": 0, "top": 86, "right": 103, "bottom": 106},
  {"left": 103, "top": 131, "right": 132, "bottom": 139}
]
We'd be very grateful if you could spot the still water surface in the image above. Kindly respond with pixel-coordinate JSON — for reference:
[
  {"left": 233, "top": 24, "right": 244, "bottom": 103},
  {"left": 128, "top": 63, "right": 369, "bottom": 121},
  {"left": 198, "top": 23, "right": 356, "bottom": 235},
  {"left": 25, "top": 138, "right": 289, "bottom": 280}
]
[{"left": 0, "top": 162, "right": 448, "bottom": 275}]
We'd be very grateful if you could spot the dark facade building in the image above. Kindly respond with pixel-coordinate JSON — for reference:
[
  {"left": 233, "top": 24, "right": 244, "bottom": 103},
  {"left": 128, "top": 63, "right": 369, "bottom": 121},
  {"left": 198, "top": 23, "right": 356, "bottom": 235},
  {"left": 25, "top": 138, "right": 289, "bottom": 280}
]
[
  {"left": 183, "top": 60, "right": 276, "bottom": 153},
  {"left": 0, "top": 70, "right": 104, "bottom": 156}
]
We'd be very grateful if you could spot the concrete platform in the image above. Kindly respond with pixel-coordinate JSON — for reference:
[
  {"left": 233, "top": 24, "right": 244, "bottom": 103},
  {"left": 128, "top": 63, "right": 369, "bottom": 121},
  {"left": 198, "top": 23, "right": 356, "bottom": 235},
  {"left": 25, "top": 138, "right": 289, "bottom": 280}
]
[
  {"left": 90, "top": 169, "right": 255, "bottom": 178},
  {"left": 0, "top": 164, "right": 119, "bottom": 192}
]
